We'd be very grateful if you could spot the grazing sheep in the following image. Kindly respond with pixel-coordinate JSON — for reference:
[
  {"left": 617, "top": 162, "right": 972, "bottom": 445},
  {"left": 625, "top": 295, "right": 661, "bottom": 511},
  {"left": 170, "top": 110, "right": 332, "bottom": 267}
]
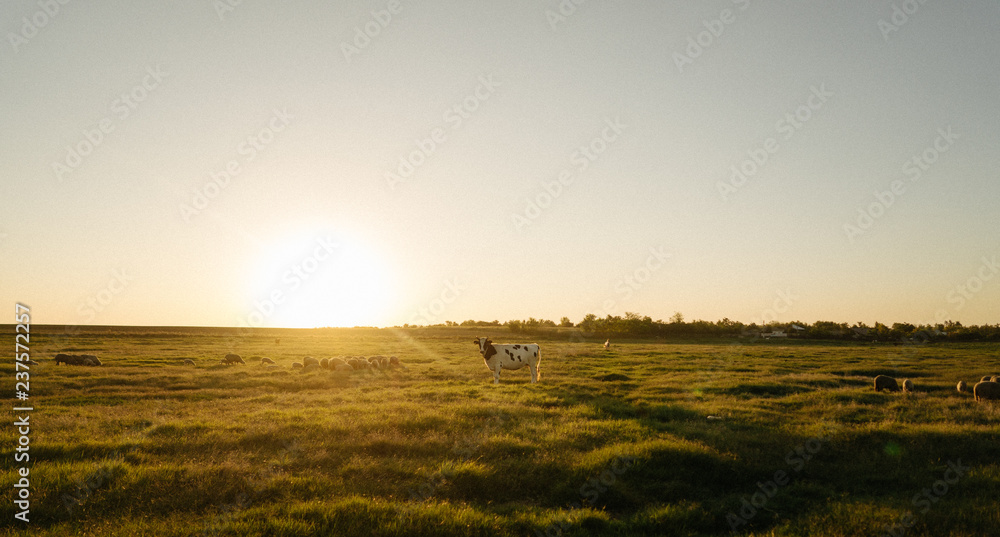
[
  {"left": 974, "top": 381, "right": 1000, "bottom": 402},
  {"left": 183, "top": 359, "right": 196, "bottom": 366},
  {"left": 389, "top": 356, "right": 400, "bottom": 367},
  {"left": 333, "top": 363, "right": 353, "bottom": 372},
  {"left": 221, "top": 353, "right": 245, "bottom": 365},
  {"left": 320, "top": 358, "right": 330, "bottom": 369},
  {"left": 604, "top": 339, "right": 610, "bottom": 350},
  {"left": 902, "top": 379, "right": 914, "bottom": 393},
  {"left": 55, "top": 353, "right": 101, "bottom": 366},
  {"left": 301, "top": 364, "right": 319, "bottom": 373},
  {"left": 302, "top": 356, "right": 320, "bottom": 368},
  {"left": 291, "top": 362, "right": 303, "bottom": 369},
  {"left": 55, "top": 353, "right": 80, "bottom": 365},
  {"left": 957, "top": 380, "right": 968, "bottom": 393},
  {"left": 981, "top": 375, "right": 992, "bottom": 383},
  {"left": 874, "top": 375, "right": 900, "bottom": 392},
  {"left": 260, "top": 357, "right": 275, "bottom": 366}
]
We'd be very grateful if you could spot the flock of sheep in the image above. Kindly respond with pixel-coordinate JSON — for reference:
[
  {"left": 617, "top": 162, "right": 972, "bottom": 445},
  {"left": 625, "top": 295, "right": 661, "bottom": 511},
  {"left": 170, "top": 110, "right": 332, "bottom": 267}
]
[
  {"left": 54, "top": 353, "right": 102, "bottom": 366},
  {"left": 874, "top": 374, "right": 1000, "bottom": 402},
  {"left": 50, "top": 351, "right": 402, "bottom": 373},
  {"left": 46, "top": 349, "right": 1000, "bottom": 403},
  {"left": 214, "top": 352, "right": 402, "bottom": 373}
]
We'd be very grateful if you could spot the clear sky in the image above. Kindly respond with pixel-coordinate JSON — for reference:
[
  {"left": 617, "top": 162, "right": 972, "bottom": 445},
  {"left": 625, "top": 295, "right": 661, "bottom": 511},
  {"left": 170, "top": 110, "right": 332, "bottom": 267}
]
[{"left": 2, "top": 1, "right": 998, "bottom": 328}]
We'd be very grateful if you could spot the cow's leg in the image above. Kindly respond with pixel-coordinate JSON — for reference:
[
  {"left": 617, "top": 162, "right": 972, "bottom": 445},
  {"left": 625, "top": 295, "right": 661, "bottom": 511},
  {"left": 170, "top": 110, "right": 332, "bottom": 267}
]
[
  {"left": 529, "top": 363, "right": 537, "bottom": 383},
  {"left": 493, "top": 365, "right": 500, "bottom": 385}
]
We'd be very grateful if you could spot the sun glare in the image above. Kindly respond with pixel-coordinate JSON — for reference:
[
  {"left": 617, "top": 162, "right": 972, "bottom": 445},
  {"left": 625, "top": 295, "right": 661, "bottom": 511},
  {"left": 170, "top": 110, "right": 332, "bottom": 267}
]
[{"left": 245, "top": 230, "right": 395, "bottom": 328}]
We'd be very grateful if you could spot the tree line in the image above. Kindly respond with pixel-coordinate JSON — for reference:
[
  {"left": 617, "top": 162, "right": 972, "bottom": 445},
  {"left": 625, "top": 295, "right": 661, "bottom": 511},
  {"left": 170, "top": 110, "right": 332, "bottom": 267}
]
[{"left": 413, "top": 313, "right": 1000, "bottom": 342}]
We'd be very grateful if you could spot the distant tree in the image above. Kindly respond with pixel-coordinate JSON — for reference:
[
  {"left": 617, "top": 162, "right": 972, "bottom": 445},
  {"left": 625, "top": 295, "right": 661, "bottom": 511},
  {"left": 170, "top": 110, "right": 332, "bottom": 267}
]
[
  {"left": 670, "top": 312, "right": 684, "bottom": 324},
  {"left": 559, "top": 317, "right": 574, "bottom": 327}
]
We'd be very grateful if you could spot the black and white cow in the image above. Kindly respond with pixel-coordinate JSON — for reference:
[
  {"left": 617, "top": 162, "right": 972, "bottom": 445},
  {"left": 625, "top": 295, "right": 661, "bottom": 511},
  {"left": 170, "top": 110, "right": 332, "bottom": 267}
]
[{"left": 474, "top": 337, "right": 540, "bottom": 384}]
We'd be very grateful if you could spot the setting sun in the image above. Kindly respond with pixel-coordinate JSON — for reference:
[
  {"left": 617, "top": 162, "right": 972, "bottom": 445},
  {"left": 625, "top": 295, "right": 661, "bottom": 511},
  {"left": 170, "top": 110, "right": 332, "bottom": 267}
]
[{"left": 244, "top": 230, "right": 395, "bottom": 328}]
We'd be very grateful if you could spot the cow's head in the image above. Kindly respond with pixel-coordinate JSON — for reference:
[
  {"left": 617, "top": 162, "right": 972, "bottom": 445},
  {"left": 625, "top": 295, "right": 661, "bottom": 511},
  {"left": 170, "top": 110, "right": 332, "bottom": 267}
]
[{"left": 474, "top": 337, "right": 496, "bottom": 360}]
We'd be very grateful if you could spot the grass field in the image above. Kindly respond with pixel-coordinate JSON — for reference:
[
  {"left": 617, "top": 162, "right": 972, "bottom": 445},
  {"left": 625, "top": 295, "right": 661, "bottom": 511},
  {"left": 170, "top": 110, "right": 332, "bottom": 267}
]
[{"left": 3, "top": 326, "right": 999, "bottom": 536}]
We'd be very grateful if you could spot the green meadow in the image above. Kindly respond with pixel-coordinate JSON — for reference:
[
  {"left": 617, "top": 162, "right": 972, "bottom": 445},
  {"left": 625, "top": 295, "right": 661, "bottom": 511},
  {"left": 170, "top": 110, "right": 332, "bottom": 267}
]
[{"left": 3, "top": 326, "right": 999, "bottom": 536}]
